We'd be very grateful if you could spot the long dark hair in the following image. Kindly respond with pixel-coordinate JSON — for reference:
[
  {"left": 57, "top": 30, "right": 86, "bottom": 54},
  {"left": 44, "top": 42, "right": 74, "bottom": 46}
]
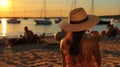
[{"left": 65, "top": 30, "right": 86, "bottom": 56}]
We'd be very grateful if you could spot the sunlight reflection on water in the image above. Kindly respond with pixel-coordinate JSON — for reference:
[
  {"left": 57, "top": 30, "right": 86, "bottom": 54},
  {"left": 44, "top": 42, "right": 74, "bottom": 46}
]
[{"left": 1, "top": 18, "right": 7, "bottom": 36}]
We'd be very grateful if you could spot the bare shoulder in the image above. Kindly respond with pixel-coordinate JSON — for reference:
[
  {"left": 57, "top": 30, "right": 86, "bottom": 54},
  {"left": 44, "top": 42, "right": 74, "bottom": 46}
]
[
  {"left": 81, "top": 38, "right": 99, "bottom": 47},
  {"left": 81, "top": 38, "right": 99, "bottom": 52},
  {"left": 60, "top": 39, "right": 64, "bottom": 50}
]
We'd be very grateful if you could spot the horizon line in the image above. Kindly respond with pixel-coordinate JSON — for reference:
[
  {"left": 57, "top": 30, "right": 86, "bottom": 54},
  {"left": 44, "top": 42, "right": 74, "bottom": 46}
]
[{"left": 0, "top": 14, "right": 120, "bottom": 19}]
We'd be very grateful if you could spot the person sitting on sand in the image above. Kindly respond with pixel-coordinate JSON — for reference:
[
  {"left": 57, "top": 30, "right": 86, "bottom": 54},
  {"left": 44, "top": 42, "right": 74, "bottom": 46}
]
[
  {"left": 106, "top": 24, "right": 118, "bottom": 37},
  {"left": 6, "top": 27, "right": 40, "bottom": 45},
  {"left": 59, "top": 7, "right": 101, "bottom": 67},
  {"left": 24, "top": 26, "right": 35, "bottom": 43},
  {"left": 91, "top": 30, "right": 100, "bottom": 40},
  {"left": 100, "top": 31, "right": 107, "bottom": 37},
  {"left": 54, "top": 29, "right": 67, "bottom": 41},
  {"left": 33, "top": 34, "right": 41, "bottom": 43}
]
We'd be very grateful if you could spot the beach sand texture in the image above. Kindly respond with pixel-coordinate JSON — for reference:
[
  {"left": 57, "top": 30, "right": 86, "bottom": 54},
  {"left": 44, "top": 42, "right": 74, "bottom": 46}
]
[{"left": 0, "top": 36, "right": 120, "bottom": 67}]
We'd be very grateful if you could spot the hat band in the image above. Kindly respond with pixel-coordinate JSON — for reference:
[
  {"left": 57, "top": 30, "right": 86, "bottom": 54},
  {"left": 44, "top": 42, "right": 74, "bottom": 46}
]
[{"left": 70, "top": 17, "right": 88, "bottom": 24}]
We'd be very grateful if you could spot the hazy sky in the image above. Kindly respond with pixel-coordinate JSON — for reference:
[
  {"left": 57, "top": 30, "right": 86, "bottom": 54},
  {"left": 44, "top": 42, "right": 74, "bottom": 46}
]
[{"left": 0, "top": 0, "right": 119, "bottom": 17}]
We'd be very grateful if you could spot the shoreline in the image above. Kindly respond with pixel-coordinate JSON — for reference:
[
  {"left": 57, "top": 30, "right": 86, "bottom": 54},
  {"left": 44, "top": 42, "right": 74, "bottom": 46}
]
[{"left": 0, "top": 33, "right": 55, "bottom": 39}]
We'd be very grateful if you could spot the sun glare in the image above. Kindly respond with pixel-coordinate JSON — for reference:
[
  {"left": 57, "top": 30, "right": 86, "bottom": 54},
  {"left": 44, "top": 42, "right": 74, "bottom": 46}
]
[
  {"left": 1, "top": 18, "right": 7, "bottom": 36},
  {"left": 0, "top": 0, "right": 9, "bottom": 6}
]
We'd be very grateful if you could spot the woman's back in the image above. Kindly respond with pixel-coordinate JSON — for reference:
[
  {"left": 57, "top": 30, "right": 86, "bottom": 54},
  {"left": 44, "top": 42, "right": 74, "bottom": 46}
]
[
  {"left": 59, "top": 7, "right": 101, "bottom": 67},
  {"left": 81, "top": 38, "right": 98, "bottom": 54},
  {"left": 60, "top": 37, "right": 101, "bottom": 67},
  {"left": 81, "top": 38, "right": 101, "bottom": 66}
]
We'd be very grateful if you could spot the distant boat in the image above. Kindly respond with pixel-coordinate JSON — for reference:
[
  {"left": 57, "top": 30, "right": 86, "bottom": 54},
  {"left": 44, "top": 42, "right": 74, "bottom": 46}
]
[
  {"left": 23, "top": 17, "right": 29, "bottom": 20},
  {"left": 34, "top": 18, "right": 51, "bottom": 25},
  {"left": 34, "top": 0, "right": 52, "bottom": 25},
  {"left": 55, "top": 18, "right": 62, "bottom": 23},
  {"left": 7, "top": 18, "right": 21, "bottom": 24},
  {"left": 97, "top": 20, "right": 110, "bottom": 25},
  {"left": 55, "top": 9, "right": 62, "bottom": 23},
  {"left": 7, "top": 0, "right": 21, "bottom": 24},
  {"left": 90, "top": 0, "right": 110, "bottom": 25}
]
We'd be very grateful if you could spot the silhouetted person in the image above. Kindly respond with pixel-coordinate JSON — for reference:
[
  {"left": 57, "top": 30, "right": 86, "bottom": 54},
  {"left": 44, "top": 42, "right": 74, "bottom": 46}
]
[
  {"left": 24, "top": 26, "right": 34, "bottom": 43},
  {"left": 107, "top": 24, "right": 117, "bottom": 37},
  {"left": 54, "top": 29, "right": 67, "bottom": 41}
]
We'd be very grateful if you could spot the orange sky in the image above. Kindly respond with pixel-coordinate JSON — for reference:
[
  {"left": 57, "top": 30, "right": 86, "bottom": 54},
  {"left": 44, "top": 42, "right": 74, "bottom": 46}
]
[{"left": 0, "top": 0, "right": 120, "bottom": 17}]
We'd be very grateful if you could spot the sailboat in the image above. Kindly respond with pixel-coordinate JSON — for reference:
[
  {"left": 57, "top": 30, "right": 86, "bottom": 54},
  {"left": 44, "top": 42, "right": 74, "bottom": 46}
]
[
  {"left": 97, "top": 18, "right": 110, "bottom": 25},
  {"left": 7, "top": 18, "right": 21, "bottom": 23},
  {"left": 34, "top": 0, "right": 52, "bottom": 25},
  {"left": 90, "top": 0, "right": 110, "bottom": 25},
  {"left": 55, "top": 18, "right": 62, "bottom": 23},
  {"left": 54, "top": 10, "right": 62, "bottom": 23},
  {"left": 7, "top": 0, "right": 21, "bottom": 24}
]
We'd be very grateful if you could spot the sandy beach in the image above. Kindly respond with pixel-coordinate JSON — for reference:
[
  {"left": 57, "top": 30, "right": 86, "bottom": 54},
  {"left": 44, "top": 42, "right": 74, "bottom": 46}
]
[{"left": 0, "top": 36, "right": 120, "bottom": 67}]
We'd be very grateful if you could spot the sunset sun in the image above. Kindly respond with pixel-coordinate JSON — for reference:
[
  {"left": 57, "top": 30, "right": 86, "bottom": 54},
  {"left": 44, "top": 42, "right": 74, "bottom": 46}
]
[{"left": 0, "top": 0, "right": 9, "bottom": 6}]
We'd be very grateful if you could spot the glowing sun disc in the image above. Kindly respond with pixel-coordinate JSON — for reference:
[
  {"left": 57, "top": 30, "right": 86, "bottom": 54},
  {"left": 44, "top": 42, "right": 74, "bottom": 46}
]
[{"left": 0, "top": 0, "right": 8, "bottom": 6}]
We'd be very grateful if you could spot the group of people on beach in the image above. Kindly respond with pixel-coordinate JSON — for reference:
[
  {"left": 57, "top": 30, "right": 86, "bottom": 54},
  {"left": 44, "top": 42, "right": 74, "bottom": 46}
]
[
  {"left": 106, "top": 23, "right": 119, "bottom": 37},
  {"left": 8, "top": 26, "right": 45, "bottom": 45},
  {"left": 23, "top": 26, "right": 43, "bottom": 44},
  {"left": 5, "top": 7, "right": 120, "bottom": 67},
  {"left": 90, "top": 23, "right": 119, "bottom": 39}
]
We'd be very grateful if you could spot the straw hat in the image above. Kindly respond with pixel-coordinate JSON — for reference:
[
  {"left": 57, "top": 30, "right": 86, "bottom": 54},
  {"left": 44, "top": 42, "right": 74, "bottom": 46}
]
[{"left": 59, "top": 7, "right": 100, "bottom": 32}]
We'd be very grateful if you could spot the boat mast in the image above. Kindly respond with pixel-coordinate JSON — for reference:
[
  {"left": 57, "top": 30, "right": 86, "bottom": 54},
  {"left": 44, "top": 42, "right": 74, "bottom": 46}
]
[
  {"left": 90, "top": 0, "right": 94, "bottom": 15},
  {"left": 44, "top": 0, "right": 46, "bottom": 18},
  {"left": 12, "top": 0, "right": 14, "bottom": 18},
  {"left": 74, "top": 0, "right": 76, "bottom": 8},
  {"left": 71, "top": 0, "right": 76, "bottom": 10},
  {"left": 24, "top": 2, "right": 26, "bottom": 18}
]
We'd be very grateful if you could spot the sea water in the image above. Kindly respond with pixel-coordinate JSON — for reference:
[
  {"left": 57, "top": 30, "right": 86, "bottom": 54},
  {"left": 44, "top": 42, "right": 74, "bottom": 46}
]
[{"left": 0, "top": 18, "right": 120, "bottom": 37}]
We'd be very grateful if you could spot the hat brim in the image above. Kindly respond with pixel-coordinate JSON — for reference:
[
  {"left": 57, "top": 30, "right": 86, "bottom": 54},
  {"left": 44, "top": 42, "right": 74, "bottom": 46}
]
[{"left": 59, "top": 15, "right": 100, "bottom": 32}]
